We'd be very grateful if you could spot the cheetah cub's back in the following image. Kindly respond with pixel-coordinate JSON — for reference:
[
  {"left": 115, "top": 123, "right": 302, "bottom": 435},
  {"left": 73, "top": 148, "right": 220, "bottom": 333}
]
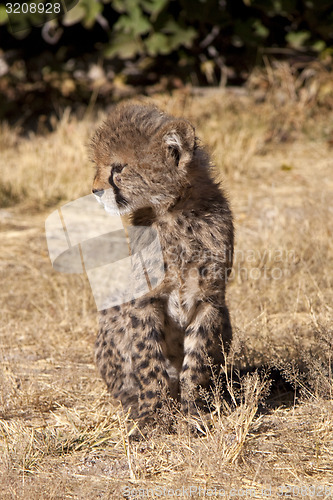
[{"left": 90, "top": 102, "right": 234, "bottom": 425}]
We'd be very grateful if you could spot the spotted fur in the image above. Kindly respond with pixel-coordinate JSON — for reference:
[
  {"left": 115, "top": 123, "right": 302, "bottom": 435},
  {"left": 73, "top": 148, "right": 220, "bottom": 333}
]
[{"left": 90, "top": 102, "right": 234, "bottom": 424}]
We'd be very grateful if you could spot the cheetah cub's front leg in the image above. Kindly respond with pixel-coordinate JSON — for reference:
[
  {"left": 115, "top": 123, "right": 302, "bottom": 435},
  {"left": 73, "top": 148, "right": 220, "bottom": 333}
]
[
  {"left": 95, "top": 298, "right": 170, "bottom": 423},
  {"left": 180, "top": 302, "right": 232, "bottom": 414}
]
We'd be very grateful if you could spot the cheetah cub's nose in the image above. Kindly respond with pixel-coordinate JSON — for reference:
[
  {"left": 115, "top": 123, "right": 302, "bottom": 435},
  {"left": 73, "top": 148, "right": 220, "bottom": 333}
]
[{"left": 92, "top": 189, "right": 104, "bottom": 197}]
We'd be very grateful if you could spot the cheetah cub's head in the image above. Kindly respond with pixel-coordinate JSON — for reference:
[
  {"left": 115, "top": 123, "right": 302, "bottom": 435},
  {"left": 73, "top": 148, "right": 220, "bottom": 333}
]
[{"left": 90, "top": 103, "right": 196, "bottom": 215}]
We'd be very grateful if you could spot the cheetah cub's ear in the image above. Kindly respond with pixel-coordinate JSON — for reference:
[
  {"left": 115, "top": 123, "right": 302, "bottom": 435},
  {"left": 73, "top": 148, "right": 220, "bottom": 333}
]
[{"left": 158, "top": 119, "right": 196, "bottom": 168}]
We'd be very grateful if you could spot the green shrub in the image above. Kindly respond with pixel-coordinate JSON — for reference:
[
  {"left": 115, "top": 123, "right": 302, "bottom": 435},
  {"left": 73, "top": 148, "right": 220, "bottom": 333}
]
[{"left": 0, "top": 0, "right": 332, "bottom": 83}]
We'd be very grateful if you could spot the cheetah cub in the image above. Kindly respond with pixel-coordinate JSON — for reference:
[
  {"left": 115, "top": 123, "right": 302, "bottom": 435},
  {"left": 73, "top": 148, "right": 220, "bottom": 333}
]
[{"left": 90, "top": 102, "right": 234, "bottom": 425}]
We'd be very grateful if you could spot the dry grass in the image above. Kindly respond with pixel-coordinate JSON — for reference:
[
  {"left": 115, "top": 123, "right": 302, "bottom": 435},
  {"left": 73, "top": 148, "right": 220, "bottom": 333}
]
[{"left": 1, "top": 68, "right": 333, "bottom": 498}]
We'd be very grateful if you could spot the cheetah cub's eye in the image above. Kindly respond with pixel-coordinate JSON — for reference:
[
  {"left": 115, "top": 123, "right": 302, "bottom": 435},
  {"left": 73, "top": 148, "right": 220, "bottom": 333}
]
[{"left": 111, "top": 163, "right": 127, "bottom": 173}]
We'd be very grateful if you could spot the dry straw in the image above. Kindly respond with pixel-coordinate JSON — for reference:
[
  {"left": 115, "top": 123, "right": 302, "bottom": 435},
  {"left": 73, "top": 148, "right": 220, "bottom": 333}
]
[{"left": 1, "top": 71, "right": 333, "bottom": 496}]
